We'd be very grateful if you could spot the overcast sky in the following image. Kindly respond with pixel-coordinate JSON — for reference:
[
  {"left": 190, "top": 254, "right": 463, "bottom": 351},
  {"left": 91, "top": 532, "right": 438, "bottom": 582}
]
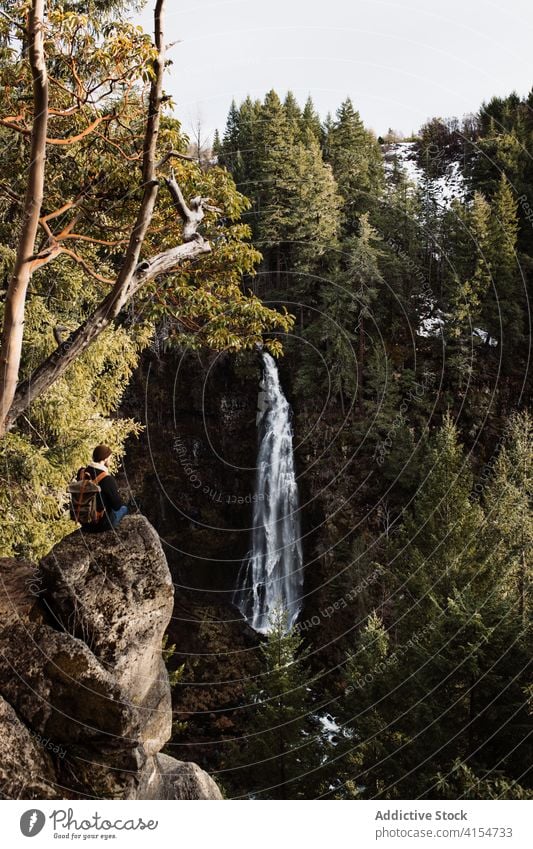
[{"left": 134, "top": 0, "right": 532, "bottom": 145}]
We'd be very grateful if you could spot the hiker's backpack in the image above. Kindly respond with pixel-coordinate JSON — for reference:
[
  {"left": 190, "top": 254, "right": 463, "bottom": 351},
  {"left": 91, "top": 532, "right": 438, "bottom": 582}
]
[{"left": 68, "top": 468, "right": 108, "bottom": 526}]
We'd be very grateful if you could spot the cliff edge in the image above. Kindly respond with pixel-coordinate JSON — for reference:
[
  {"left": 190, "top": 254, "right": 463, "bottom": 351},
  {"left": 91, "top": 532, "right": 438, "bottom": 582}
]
[{"left": 0, "top": 516, "right": 222, "bottom": 800}]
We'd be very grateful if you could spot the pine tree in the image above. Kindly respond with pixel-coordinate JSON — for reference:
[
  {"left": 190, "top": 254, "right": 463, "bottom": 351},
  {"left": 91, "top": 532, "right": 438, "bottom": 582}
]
[
  {"left": 446, "top": 192, "right": 493, "bottom": 382},
  {"left": 484, "top": 174, "right": 523, "bottom": 361},
  {"left": 301, "top": 95, "right": 324, "bottom": 145},
  {"left": 484, "top": 411, "right": 533, "bottom": 625},
  {"left": 219, "top": 96, "right": 263, "bottom": 196},
  {"left": 320, "top": 215, "right": 383, "bottom": 406},
  {"left": 236, "top": 95, "right": 263, "bottom": 194},
  {"left": 256, "top": 93, "right": 341, "bottom": 288},
  {"left": 326, "top": 97, "right": 384, "bottom": 232},
  {"left": 220, "top": 98, "right": 241, "bottom": 172},
  {"left": 336, "top": 415, "right": 532, "bottom": 799},
  {"left": 212, "top": 128, "right": 222, "bottom": 158},
  {"left": 394, "top": 413, "right": 490, "bottom": 625},
  {"left": 216, "top": 91, "right": 341, "bottom": 293},
  {"left": 224, "top": 609, "right": 324, "bottom": 799},
  {"left": 283, "top": 90, "right": 302, "bottom": 130}
]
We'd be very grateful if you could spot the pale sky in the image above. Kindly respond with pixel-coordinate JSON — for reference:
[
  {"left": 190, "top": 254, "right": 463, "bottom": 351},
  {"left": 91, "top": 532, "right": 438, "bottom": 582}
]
[{"left": 134, "top": 0, "right": 532, "bottom": 144}]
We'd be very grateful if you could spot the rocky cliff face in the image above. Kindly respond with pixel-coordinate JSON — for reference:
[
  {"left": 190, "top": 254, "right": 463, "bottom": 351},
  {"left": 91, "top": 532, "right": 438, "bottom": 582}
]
[
  {"left": 120, "top": 348, "right": 260, "bottom": 595},
  {"left": 118, "top": 349, "right": 264, "bottom": 769},
  {"left": 0, "top": 516, "right": 222, "bottom": 800}
]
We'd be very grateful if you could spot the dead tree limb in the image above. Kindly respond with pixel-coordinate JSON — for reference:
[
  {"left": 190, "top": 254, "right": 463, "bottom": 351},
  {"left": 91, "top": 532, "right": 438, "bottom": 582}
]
[{"left": 165, "top": 171, "right": 222, "bottom": 241}]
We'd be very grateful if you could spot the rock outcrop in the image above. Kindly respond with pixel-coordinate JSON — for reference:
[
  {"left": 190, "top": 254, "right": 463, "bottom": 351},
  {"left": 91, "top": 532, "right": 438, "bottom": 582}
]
[{"left": 0, "top": 516, "right": 222, "bottom": 800}]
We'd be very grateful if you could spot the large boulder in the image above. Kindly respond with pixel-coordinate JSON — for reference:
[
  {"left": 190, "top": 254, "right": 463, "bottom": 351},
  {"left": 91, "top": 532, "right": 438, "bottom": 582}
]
[
  {"left": 40, "top": 516, "right": 173, "bottom": 702},
  {"left": 153, "top": 754, "right": 223, "bottom": 800},
  {"left": 40, "top": 516, "right": 173, "bottom": 755},
  {"left": 0, "top": 557, "right": 44, "bottom": 627},
  {"left": 0, "top": 622, "right": 139, "bottom": 744},
  {"left": 0, "top": 695, "right": 59, "bottom": 800},
  {"left": 0, "top": 517, "right": 222, "bottom": 800}
]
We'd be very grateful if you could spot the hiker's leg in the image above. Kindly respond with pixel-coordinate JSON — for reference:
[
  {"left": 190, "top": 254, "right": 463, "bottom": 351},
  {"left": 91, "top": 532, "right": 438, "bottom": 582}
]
[{"left": 110, "top": 505, "right": 128, "bottom": 528}]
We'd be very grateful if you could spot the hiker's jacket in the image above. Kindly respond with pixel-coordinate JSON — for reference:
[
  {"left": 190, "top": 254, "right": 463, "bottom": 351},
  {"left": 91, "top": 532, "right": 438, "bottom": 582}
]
[{"left": 76, "top": 464, "right": 123, "bottom": 532}]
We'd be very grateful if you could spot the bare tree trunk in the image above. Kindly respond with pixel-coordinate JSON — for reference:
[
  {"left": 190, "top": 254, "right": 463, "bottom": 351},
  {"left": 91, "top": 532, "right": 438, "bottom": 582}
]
[
  {"left": 1, "top": 0, "right": 214, "bottom": 434},
  {"left": 0, "top": 0, "right": 48, "bottom": 432}
]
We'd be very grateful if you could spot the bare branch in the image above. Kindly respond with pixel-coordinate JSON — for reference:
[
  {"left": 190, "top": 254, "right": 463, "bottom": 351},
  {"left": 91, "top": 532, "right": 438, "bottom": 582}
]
[
  {"left": 28, "top": 243, "right": 62, "bottom": 272},
  {"left": 93, "top": 130, "right": 143, "bottom": 162},
  {"left": 156, "top": 149, "right": 198, "bottom": 168},
  {"left": 56, "top": 247, "right": 115, "bottom": 286},
  {"left": 40, "top": 200, "right": 78, "bottom": 224},
  {"left": 164, "top": 172, "right": 190, "bottom": 223},
  {"left": 0, "top": 112, "right": 115, "bottom": 145},
  {"left": 61, "top": 233, "right": 128, "bottom": 248},
  {"left": 0, "top": 184, "right": 24, "bottom": 205},
  {"left": 0, "top": 9, "right": 26, "bottom": 34},
  {"left": 53, "top": 325, "right": 68, "bottom": 346},
  {"left": 47, "top": 113, "right": 115, "bottom": 145},
  {"left": 48, "top": 105, "right": 84, "bottom": 117},
  {"left": 164, "top": 172, "right": 221, "bottom": 241},
  {"left": 131, "top": 236, "right": 211, "bottom": 294},
  {"left": 7, "top": 236, "right": 210, "bottom": 429}
]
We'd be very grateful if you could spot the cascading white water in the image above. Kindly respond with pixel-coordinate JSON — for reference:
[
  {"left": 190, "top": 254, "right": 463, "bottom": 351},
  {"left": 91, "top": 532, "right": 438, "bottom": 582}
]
[{"left": 233, "top": 352, "right": 304, "bottom": 634}]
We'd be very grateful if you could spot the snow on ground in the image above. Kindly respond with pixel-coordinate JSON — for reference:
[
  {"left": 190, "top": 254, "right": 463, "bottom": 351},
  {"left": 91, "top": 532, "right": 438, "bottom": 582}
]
[
  {"left": 383, "top": 142, "right": 465, "bottom": 210},
  {"left": 383, "top": 141, "right": 423, "bottom": 186},
  {"left": 473, "top": 328, "right": 498, "bottom": 347},
  {"left": 383, "top": 144, "right": 472, "bottom": 339},
  {"left": 433, "top": 160, "right": 465, "bottom": 208},
  {"left": 312, "top": 712, "right": 344, "bottom": 746},
  {"left": 418, "top": 314, "right": 445, "bottom": 338}
]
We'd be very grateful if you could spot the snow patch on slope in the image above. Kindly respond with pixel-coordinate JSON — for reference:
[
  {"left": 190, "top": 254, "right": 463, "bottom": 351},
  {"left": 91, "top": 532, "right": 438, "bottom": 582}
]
[{"left": 383, "top": 142, "right": 465, "bottom": 210}]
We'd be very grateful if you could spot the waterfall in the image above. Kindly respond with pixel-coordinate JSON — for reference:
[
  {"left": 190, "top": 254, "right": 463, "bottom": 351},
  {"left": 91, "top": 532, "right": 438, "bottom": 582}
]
[{"left": 233, "top": 352, "right": 304, "bottom": 634}]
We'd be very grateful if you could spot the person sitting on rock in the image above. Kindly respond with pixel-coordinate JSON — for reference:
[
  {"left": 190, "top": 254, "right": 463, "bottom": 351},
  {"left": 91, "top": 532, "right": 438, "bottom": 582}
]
[{"left": 71, "top": 444, "right": 128, "bottom": 532}]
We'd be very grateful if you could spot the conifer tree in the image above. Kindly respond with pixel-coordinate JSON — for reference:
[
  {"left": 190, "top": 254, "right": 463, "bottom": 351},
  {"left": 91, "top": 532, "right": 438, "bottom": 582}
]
[
  {"left": 447, "top": 192, "right": 493, "bottom": 380},
  {"left": 256, "top": 94, "right": 340, "bottom": 287},
  {"left": 326, "top": 97, "right": 384, "bottom": 231},
  {"left": 283, "top": 90, "right": 303, "bottom": 130},
  {"left": 394, "top": 414, "right": 490, "bottom": 625},
  {"left": 484, "top": 175, "right": 523, "bottom": 360},
  {"left": 219, "top": 96, "right": 262, "bottom": 195},
  {"left": 484, "top": 411, "right": 533, "bottom": 625},
  {"left": 301, "top": 95, "right": 324, "bottom": 145},
  {"left": 212, "top": 128, "right": 222, "bottom": 158},
  {"left": 336, "top": 415, "right": 532, "bottom": 799},
  {"left": 220, "top": 99, "right": 241, "bottom": 172},
  {"left": 236, "top": 95, "right": 263, "bottom": 195},
  {"left": 321, "top": 215, "right": 383, "bottom": 406},
  {"left": 224, "top": 609, "right": 323, "bottom": 799}
]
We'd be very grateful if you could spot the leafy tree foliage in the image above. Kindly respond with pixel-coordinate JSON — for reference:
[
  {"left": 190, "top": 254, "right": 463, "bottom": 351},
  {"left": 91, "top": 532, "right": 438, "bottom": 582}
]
[{"left": 0, "top": 3, "right": 291, "bottom": 554}]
